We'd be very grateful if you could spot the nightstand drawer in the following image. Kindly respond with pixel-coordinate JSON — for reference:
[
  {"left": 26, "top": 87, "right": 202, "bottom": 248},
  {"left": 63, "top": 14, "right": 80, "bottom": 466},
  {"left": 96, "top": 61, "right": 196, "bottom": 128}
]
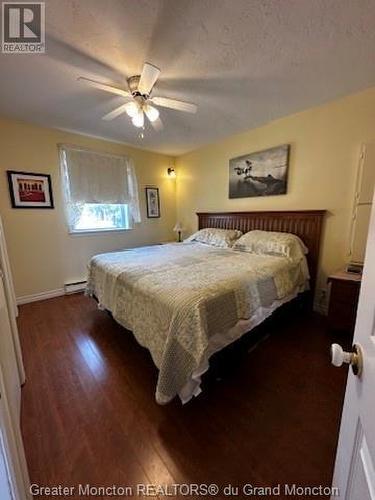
[{"left": 330, "top": 280, "right": 360, "bottom": 300}]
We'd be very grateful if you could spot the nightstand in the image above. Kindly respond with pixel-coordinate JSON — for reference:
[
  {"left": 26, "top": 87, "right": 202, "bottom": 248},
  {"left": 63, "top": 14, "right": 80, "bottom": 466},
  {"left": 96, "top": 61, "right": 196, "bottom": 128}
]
[{"left": 327, "top": 271, "right": 362, "bottom": 336}]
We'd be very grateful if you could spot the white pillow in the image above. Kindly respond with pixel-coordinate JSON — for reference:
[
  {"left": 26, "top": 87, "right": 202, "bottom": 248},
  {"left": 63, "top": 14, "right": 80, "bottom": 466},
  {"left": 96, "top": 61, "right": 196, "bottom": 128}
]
[
  {"left": 184, "top": 228, "right": 242, "bottom": 248},
  {"left": 232, "top": 230, "right": 308, "bottom": 262}
]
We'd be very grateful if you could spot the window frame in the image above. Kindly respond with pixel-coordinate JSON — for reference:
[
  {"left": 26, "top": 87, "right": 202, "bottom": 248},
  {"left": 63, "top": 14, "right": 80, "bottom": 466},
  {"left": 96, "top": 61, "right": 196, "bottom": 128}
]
[
  {"left": 59, "top": 145, "right": 135, "bottom": 235},
  {"left": 68, "top": 202, "right": 131, "bottom": 235}
]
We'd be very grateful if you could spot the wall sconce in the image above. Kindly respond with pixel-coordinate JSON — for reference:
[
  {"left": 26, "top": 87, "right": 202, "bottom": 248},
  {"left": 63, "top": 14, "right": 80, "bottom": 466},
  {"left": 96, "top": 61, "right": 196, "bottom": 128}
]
[{"left": 167, "top": 167, "right": 176, "bottom": 178}]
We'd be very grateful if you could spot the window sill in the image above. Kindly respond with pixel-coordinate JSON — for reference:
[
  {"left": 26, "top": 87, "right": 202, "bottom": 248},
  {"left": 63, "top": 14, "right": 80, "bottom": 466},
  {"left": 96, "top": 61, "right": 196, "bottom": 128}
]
[{"left": 69, "top": 228, "right": 133, "bottom": 236}]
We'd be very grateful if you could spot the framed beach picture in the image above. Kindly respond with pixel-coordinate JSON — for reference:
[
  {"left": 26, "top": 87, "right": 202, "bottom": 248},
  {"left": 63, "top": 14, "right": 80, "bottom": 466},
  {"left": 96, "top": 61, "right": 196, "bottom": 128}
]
[
  {"left": 7, "top": 171, "right": 54, "bottom": 209},
  {"left": 145, "top": 187, "right": 160, "bottom": 218},
  {"left": 229, "top": 144, "right": 290, "bottom": 199}
]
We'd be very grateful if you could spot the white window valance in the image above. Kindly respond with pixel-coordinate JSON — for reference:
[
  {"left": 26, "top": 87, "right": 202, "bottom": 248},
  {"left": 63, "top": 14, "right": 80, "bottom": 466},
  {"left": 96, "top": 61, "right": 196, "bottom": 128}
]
[{"left": 59, "top": 144, "right": 141, "bottom": 224}]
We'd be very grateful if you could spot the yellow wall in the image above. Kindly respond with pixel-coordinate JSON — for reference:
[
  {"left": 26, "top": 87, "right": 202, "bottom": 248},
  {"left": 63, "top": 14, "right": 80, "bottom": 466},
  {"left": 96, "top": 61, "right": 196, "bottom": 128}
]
[
  {"left": 176, "top": 87, "right": 375, "bottom": 297},
  {"left": 0, "top": 118, "right": 176, "bottom": 298},
  {"left": 3, "top": 87, "right": 375, "bottom": 302}
]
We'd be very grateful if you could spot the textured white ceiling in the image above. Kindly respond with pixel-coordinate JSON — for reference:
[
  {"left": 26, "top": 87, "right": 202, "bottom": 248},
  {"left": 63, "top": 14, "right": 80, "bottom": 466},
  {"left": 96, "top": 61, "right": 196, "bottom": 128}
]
[{"left": 0, "top": 0, "right": 375, "bottom": 155}]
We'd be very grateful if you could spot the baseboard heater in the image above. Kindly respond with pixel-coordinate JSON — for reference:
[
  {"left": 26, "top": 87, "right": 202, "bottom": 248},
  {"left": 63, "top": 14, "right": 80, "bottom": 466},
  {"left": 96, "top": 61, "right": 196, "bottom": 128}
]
[{"left": 64, "top": 280, "right": 87, "bottom": 295}]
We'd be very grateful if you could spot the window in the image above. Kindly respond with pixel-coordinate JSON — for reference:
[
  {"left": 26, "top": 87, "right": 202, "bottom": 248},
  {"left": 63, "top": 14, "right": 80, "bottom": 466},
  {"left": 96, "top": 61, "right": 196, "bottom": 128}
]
[
  {"left": 59, "top": 145, "right": 140, "bottom": 234},
  {"left": 72, "top": 203, "right": 129, "bottom": 232}
]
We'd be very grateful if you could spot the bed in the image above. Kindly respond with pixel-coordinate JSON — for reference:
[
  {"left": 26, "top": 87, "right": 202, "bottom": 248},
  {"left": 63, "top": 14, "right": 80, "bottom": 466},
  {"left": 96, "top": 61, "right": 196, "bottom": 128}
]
[{"left": 87, "top": 210, "right": 325, "bottom": 404}]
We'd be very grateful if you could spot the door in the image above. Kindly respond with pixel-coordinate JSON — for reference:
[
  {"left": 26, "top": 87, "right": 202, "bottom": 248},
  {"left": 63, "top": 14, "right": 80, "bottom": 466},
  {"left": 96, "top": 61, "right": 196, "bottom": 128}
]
[
  {"left": 0, "top": 217, "right": 25, "bottom": 386},
  {"left": 0, "top": 365, "right": 30, "bottom": 499},
  {"left": 331, "top": 190, "right": 375, "bottom": 498},
  {"left": 0, "top": 438, "right": 13, "bottom": 500},
  {"left": 349, "top": 143, "right": 375, "bottom": 264},
  {"left": 0, "top": 272, "right": 21, "bottom": 421},
  {"left": 0, "top": 271, "right": 30, "bottom": 498}
]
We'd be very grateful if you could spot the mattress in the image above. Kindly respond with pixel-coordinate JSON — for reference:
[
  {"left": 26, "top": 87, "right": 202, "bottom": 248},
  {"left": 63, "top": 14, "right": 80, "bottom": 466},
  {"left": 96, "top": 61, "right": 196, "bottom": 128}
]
[{"left": 86, "top": 242, "right": 309, "bottom": 404}]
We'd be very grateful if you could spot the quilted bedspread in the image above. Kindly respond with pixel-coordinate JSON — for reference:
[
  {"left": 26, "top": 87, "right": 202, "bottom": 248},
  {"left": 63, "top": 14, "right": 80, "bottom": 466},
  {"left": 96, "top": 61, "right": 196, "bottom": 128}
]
[{"left": 86, "top": 242, "right": 308, "bottom": 404}]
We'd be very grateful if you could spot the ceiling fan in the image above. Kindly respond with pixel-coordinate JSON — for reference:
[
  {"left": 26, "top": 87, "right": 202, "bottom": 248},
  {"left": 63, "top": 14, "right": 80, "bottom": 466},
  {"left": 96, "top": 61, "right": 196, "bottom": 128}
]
[{"left": 78, "top": 62, "right": 197, "bottom": 130}]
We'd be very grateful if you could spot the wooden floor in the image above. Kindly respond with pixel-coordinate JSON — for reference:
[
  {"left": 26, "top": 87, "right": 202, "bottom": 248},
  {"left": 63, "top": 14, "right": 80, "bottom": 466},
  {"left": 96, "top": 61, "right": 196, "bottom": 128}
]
[{"left": 18, "top": 294, "right": 348, "bottom": 499}]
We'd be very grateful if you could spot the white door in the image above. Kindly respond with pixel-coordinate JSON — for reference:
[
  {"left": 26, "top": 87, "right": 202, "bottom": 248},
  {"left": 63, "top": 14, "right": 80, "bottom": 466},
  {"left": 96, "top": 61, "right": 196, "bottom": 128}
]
[
  {"left": 0, "top": 217, "right": 25, "bottom": 386},
  {"left": 0, "top": 439, "right": 13, "bottom": 500},
  {"left": 331, "top": 190, "right": 375, "bottom": 499},
  {"left": 350, "top": 144, "right": 375, "bottom": 264},
  {"left": 0, "top": 273, "right": 21, "bottom": 421},
  {"left": 0, "top": 272, "right": 30, "bottom": 498},
  {"left": 0, "top": 365, "right": 30, "bottom": 500}
]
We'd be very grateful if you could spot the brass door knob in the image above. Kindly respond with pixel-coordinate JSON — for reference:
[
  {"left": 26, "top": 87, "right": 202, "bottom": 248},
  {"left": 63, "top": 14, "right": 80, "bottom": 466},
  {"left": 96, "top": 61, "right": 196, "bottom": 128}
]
[{"left": 331, "top": 343, "right": 363, "bottom": 377}]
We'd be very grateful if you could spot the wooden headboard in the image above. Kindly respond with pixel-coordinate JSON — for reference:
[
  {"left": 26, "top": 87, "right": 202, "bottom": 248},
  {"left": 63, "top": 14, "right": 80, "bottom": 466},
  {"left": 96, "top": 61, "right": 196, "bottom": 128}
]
[{"left": 197, "top": 210, "right": 326, "bottom": 293}]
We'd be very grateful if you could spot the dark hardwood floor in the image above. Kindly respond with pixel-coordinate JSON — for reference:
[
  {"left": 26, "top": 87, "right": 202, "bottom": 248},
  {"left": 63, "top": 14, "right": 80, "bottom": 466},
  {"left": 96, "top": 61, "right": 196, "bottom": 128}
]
[{"left": 18, "top": 294, "right": 348, "bottom": 499}]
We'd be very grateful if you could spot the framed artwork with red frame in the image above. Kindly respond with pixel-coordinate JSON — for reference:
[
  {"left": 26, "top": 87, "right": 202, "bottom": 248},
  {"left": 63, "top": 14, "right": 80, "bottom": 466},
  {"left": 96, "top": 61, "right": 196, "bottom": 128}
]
[{"left": 7, "top": 170, "right": 54, "bottom": 209}]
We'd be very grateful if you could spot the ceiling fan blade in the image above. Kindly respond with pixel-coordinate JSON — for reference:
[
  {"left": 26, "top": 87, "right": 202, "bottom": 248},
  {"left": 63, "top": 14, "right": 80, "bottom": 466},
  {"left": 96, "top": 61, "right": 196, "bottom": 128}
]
[
  {"left": 102, "top": 103, "right": 130, "bottom": 121},
  {"left": 138, "top": 63, "right": 161, "bottom": 95},
  {"left": 78, "top": 77, "right": 131, "bottom": 98},
  {"left": 151, "top": 96, "right": 197, "bottom": 113}
]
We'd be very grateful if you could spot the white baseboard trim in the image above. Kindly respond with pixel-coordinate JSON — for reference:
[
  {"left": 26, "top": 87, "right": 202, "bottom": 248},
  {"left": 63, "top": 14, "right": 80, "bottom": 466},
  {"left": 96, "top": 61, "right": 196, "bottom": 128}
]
[
  {"left": 17, "top": 288, "right": 65, "bottom": 305},
  {"left": 64, "top": 280, "right": 87, "bottom": 294}
]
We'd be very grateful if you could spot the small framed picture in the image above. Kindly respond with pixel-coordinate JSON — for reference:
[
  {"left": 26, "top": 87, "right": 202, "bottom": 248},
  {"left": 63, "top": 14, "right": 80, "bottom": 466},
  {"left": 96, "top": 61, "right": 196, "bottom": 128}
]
[
  {"left": 7, "top": 170, "right": 54, "bottom": 209},
  {"left": 145, "top": 187, "right": 160, "bottom": 218}
]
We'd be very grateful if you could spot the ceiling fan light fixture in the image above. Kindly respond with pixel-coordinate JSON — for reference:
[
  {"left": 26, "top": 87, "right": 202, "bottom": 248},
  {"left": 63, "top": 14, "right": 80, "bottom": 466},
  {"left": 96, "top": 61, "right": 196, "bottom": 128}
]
[
  {"left": 125, "top": 101, "right": 140, "bottom": 118},
  {"left": 79, "top": 61, "right": 197, "bottom": 131},
  {"left": 132, "top": 111, "right": 144, "bottom": 128},
  {"left": 144, "top": 104, "right": 160, "bottom": 123}
]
